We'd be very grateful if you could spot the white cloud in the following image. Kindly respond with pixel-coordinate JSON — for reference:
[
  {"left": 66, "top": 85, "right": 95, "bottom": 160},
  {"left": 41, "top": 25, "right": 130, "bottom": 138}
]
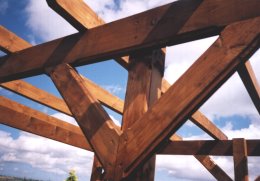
[
  {"left": 164, "top": 37, "right": 260, "bottom": 120},
  {"left": 102, "top": 84, "right": 125, "bottom": 95},
  {"left": 11, "top": 0, "right": 260, "bottom": 180},
  {"left": 25, "top": 0, "right": 177, "bottom": 42},
  {"left": 156, "top": 121, "right": 260, "bottom": 181},
  {"left": 52, "top": 112, "right": 78, "bottom": 126},
  {"left": 25, "top": 0, "right": 76, "bottom": 42},
  {"left": 0, "top": 130, "right": 93, "bottom": 179},
  {"left": 0, "top": 0, "right": 8, "bottom": 15}
]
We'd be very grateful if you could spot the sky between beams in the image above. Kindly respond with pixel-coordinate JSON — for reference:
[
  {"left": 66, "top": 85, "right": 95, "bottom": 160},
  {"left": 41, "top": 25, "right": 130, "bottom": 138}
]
[{"left": 0, "top": 0, "right": 260, "bottom": 180}]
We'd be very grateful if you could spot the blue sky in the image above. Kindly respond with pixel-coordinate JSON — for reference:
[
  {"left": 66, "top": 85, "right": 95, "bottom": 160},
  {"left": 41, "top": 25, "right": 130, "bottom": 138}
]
[{"left": 0, "top": 0, "right": 260, "bottom": 180}]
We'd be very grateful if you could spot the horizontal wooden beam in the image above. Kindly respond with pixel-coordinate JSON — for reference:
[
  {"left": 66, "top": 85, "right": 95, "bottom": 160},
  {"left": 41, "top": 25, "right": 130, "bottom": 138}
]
[
  {"left": 169, "top": 134, "right": 232, "bottom": 181},
  {"left": 159, "top": 139, "right": 260, "bottom": 156},
  {"left": 116, "top": 17, "right": 260, "bottom": 177},
  {"left": 49, "top": 63, "right": 120, "bottom": 178},
  {"left": 238, "top": 61, "right": 260, "bottom": 115},
  {"left": 0, "top": 96, "right": 92, "bottom": 151},
  {"left": 0, "top": 26, "right": 124, "bottom": 115},
  {"left": 1, "top": 0, "right": 259, "bottom": 82}
]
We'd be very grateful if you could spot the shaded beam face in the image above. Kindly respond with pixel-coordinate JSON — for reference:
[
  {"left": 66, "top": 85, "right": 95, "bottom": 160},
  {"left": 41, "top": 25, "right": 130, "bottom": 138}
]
[
  {"left": 159, "top": 139, "right": 260, "bottom": 156},
  {"left": 1, "top": 0, "right": 260, "bottom": 82},
  {"left": 115, "top": 18, "right": 260, "bottom": 177},
  {"left": 238, "top": 61, "right": 260, "bottom": 115},
  {"left": 48, "top": 63, "right": 121, "bottom": 179},
  {"left": 0, "top": 96, "right": 92, "bottom": 151}
]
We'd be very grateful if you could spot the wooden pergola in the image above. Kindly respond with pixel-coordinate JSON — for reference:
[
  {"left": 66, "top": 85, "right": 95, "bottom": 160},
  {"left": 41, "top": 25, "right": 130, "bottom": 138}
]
[{"left": 0, "top": 0, "right": 259, "bottom": 180}]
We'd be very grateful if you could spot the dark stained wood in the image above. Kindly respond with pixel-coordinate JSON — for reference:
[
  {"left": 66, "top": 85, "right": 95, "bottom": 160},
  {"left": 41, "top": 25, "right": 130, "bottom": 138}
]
[
  {"left": 0, "top": 26, "right": 31, "bottom": 53},
  {"left": 48, "top": 63, "right": 121, "bottom": 179},
  {"left": 115, "top": 17, "right": 260, "bottom": 177},
  {"left": 0, "top": 96, "right": 92, "bottom": 151},
  {"left": 159, "top": 140, "right": 260, "bottom": 156},
  {"left": 90, "top": 157, "right": 104, "bottom": 181},
  {"left": 1, "top": 0, "right": 260, "bottom": 82},
  {"left": 238, "top": 61, "right": 260, "bottom": 115},
  {"left": 233, "top": 138, "right": 249, "bottom": 181}
]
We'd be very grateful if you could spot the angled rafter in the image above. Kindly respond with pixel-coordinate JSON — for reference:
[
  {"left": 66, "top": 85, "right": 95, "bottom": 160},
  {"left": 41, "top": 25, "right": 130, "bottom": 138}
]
[
  {"left": 190, "top": 111, "right": 228, "bottom": 140},
  {"left": 159, "top": 139, "right": 260, "bottom": 156},
  {"left": 0, "top": 26, "right": 31, "bottom": 53},
  {"left": 1, "top": 0, "right": 260, "bottom": 82},
  {"left": 0, "top": 96, "right": 92, "bottom": 151},
  {"left": 47, "top": 0, "right": 129, "bottom": 68},
  {"left": 169, "top": 135, "right": 232, "bottom": 181},
  {"left": 0, "top": 26, "right": 123, "bottom": 115},
  {"left": 48, "top": 63, "right": 121, "bottom": 178},
  {"left": 161, "top": 78, "right": 228, "bottom": 140},
  {"left": 238, "top": 61, "right": 260, "bottom": 115},
  {"left": 115, "top": 18, "right": 260, "bottom": 178}
]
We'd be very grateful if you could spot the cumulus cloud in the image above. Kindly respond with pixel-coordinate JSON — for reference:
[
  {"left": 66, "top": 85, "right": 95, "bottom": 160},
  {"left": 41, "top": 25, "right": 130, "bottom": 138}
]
[
  {"left": 164, "top": 38, "right": 260, "bottom": 120},
  {"left": 156, "top": 120, "right": 260, "bottom": 181},
  {"left": 24, "top": 0, "right": 177, "bottom": 42},
  {"left": 10, "top": 0, "right": 260, "bottom": 180},
  {"left": 25, "top": 0, "right": 76, "bottom": 42},
  {"left": 0, "top": 130, "right": 93, "bottom": 179}
]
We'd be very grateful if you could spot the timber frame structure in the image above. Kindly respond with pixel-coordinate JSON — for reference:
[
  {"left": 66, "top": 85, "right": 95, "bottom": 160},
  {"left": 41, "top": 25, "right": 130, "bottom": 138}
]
[{"left": 0, "top": 0, "right": 260, "bottom": 180}]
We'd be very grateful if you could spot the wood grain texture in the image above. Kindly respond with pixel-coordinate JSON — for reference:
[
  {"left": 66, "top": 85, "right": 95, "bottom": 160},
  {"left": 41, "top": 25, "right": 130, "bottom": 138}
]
[
  {"left": 0, "top": 26, "right": 31, "bottom": 53},
  {"left": 159, "top": 139, "right": 260, "bottom": 156},
  {"left": 0, "top": 96, "right": 92, "bottom": 151},
  {"left": 116, "top": 17, "right": 260, "bottom": 176},
  {"left": 190, "top": 111, "right": 228, "bottom": 140},
  {"left": 233, "top": 138, "right": 249, "bottom": 181},
  {"left": 118, "top": 49, "right": 165, "bottom": 180},
  {"left": 49, "top": 63, "right": 120, "bottom": 179},
  {"left": 238, "top": 61, "right": 260, "bottom": 115},
  {"left": 0, "top": 26, "right": 123, "bottom": 115},
  {"left": 1, "top": 0, "right": 259, "bottom": 82}
]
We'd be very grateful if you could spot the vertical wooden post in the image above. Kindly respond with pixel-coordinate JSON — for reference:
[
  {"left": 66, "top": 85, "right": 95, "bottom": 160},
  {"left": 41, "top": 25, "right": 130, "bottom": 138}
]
[
  {"left": 121, "top": 49, "right": 165, "bottom": 180},
  {"left": 233, "top": 138, "right": 249, "bottom": 181}
]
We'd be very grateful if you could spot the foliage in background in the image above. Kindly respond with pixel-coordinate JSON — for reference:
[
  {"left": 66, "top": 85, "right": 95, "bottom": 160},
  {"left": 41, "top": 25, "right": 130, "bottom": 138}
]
[{"left": 65, "top": 170, "right": 78, "bottom": 181}]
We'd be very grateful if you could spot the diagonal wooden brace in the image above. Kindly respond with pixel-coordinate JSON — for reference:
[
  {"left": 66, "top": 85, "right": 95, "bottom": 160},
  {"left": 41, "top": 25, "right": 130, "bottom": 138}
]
[
  {"left": 47, "top": 63, "right": 121, "bottom": 178},
  {"left": 115, "top": 17, "right": 260, "bottom": 178}
]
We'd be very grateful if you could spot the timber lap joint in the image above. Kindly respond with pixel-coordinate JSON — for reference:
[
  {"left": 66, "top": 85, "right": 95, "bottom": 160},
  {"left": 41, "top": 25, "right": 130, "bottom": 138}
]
[{"left": 0, "top": 0, "right": 259, "bottom": 180}]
